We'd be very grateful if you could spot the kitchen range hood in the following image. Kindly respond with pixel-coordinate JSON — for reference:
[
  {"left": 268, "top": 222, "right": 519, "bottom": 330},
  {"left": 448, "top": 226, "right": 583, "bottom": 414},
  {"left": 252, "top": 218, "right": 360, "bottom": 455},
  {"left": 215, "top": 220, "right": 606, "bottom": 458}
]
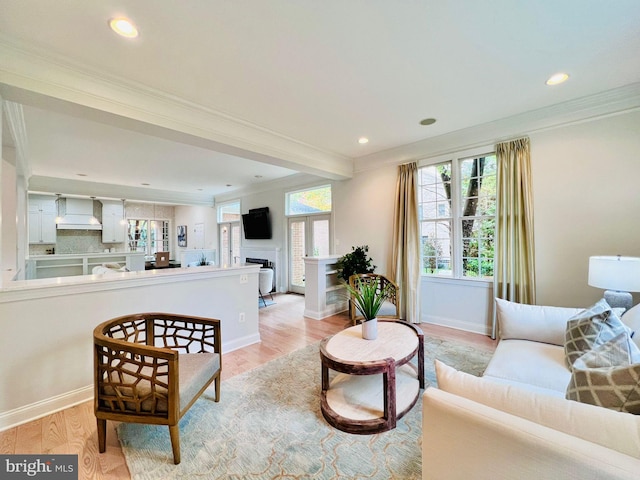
[{"left": 56, "top": 197, "right": 102, "bottom": 230}]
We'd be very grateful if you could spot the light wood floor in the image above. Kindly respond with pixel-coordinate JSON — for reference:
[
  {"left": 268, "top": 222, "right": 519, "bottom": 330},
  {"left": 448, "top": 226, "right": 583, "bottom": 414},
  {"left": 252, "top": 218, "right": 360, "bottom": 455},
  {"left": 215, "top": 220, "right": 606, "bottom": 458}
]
[{"left": 0, "top": 294, "right": 496, "bottom": 479}]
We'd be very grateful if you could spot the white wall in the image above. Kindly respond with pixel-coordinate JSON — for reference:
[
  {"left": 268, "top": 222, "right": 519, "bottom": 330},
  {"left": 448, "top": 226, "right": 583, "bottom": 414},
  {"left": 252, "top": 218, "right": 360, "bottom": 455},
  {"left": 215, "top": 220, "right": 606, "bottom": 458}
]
[
  {"left": 531, "top": 111, "right": 640, "bottom": 307},
  {"left": 332, "top": 163, "right": 397, "bottom": 274},
  {"left": 174, "top": 204, "right": 217, "bottom": 260},
  {"left": 240, "top": 189, "right": 287, "bottom": 291},
  {"left": 235, "top": 170, "right": 399, "bottom": 293},
  {"left": 0, "top": 266, "right": 260, "bottom": 429},
  {"left": 328, "top": 110, "right": 640, "bottom": 335},
  {"left": 241, "top": 189, "right": 284, "bottom": 248}
]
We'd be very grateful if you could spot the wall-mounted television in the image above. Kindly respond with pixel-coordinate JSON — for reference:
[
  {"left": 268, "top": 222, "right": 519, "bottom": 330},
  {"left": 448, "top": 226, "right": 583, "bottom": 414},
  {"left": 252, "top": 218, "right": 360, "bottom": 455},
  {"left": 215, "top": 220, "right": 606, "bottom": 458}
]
[{"left": 242, "top": 207, "right": 272, "bottom": 239}]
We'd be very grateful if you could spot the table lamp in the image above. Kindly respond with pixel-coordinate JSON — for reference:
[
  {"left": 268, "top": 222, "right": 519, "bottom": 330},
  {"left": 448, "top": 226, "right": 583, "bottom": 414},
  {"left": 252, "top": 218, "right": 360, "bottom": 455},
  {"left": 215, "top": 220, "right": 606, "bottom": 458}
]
[{"left": 588, "top": 255, "right": 640, "bottom": 310}]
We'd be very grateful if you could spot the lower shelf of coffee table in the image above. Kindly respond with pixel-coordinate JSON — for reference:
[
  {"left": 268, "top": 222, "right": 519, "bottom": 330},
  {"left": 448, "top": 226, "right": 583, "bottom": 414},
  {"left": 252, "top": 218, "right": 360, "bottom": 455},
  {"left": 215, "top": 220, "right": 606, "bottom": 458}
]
[{"left": 324, "top": 363, "right": 419, "bottom": 421}]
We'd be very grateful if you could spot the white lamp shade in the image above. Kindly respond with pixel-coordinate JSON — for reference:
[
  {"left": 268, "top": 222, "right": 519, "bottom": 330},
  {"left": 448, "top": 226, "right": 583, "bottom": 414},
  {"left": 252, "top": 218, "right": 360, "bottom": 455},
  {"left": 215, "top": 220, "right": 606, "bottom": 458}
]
[{"left": 588, "top": 256, "right": 640, "bottom": 292}]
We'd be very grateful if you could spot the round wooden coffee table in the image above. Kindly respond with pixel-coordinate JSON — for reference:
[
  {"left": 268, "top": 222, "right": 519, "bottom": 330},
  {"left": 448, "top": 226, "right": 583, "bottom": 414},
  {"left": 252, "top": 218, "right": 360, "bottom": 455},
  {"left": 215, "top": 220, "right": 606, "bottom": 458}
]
[{"left": 319, "top": 320, "right": 424, "bottom": 434}]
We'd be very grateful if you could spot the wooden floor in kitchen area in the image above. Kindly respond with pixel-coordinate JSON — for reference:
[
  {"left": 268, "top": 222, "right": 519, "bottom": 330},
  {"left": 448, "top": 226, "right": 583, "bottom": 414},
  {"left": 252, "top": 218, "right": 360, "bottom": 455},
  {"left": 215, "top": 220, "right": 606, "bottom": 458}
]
[{"left": 0, "top": 293, "right": 497, "bottom": 479}]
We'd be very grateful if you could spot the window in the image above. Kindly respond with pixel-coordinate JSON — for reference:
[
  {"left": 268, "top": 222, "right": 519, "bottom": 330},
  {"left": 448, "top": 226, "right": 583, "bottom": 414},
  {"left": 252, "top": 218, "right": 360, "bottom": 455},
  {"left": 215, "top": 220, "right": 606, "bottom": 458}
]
[
  {"left": 285, "top": 185, "right": 332, "bottom": 293},
  {"left": 217, "top": 201, "right": 241, "bottom": 222},
  {"left": 419, "top": 153, "right": 496, "bottom": 279},
  {"left": 127, "top": 219, "right": 170, "bottom": 255},
  {"left": 286, "top": 185, "right": 332, "bottom": 216}
]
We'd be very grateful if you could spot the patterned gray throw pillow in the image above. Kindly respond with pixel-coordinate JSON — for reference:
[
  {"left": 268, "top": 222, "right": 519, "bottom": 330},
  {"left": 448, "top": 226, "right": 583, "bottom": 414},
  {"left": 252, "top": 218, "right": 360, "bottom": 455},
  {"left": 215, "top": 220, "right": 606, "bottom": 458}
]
[
  {"left": 564, "top": 299, "right": 630, "bottom": 367},
  {"left": 566, "top": 332, "right": 640, "bottom": 414}
]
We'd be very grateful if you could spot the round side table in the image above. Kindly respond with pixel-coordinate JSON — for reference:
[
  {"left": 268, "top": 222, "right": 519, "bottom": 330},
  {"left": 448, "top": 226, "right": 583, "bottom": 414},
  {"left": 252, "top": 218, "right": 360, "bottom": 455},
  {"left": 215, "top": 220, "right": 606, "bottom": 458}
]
[{"left": 319, "top": 320, "right": 424, "bottom": 434}]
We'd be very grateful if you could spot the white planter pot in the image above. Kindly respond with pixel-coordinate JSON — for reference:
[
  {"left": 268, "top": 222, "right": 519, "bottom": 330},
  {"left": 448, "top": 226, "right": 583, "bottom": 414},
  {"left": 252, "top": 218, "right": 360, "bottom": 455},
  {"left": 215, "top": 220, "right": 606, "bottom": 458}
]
[{"left": 362, "top": 317, "right": 378, "bottom": 340}]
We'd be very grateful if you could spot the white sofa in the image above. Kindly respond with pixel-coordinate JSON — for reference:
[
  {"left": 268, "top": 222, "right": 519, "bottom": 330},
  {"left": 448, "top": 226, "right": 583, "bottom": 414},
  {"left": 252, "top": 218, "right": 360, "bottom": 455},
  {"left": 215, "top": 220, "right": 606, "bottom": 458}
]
[{"left": 422, "top": 299, "right": 640, "bottom": 480}]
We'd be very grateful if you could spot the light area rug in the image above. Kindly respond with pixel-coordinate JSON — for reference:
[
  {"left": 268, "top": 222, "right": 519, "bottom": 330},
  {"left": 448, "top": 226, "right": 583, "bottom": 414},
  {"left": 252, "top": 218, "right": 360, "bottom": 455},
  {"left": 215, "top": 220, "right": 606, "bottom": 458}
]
[{"left": 118, "top": 336, "right": 492, "bottom": 479}]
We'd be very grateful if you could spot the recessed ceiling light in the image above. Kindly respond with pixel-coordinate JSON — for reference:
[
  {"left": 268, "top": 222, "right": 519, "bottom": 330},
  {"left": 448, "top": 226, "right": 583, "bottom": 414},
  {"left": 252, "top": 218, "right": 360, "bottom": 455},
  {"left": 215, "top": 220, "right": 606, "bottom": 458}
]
[
  {"left": 358, "top": 137, "right": 369, "bottom": 144},
  {"left": 226, "top": 184, "right": 232, "bottom": 187},
  {"left": 419, "top": 118, "right": 437, "bottom": 126},
  {"left": 545, "top": 73, "right": 569, "bottom": 86},
  {"left": 109, "top": 17, "right": 139, "bottom": 38}
]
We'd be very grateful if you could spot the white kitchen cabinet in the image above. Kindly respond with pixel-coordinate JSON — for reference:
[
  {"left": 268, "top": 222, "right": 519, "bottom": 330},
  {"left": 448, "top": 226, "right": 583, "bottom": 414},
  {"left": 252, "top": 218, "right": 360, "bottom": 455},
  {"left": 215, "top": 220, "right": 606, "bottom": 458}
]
[
  {"left": 28, "top": 195, "right": 57, "bottom": 244},
  {"left": 101, "top": 201, "right": 126, "bottom": 243}
]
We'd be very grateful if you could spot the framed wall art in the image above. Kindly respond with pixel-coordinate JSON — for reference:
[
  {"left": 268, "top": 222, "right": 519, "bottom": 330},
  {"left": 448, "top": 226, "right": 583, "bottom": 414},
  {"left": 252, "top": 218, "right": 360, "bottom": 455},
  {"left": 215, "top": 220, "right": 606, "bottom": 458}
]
[{"left": 177, "top": 225, "right": 187, "bottom": 247}]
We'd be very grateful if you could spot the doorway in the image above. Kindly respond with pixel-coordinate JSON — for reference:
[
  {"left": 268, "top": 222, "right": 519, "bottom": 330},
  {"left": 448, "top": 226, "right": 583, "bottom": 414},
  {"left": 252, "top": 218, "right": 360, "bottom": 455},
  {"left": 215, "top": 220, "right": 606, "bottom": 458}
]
[
  {"left": 219, "top": 222, "right": 241, "bottom": 266},
  {"left": 288, "top": 214, "right": 331, "bottom": 294}
]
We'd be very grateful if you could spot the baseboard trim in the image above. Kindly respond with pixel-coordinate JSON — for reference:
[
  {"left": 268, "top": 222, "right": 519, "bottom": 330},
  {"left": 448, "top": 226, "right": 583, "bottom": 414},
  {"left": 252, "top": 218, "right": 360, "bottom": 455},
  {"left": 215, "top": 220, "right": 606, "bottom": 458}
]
[
  {"left": 303, "top": 304, "right": 348, "bottom": 320},
  {"left": 223, "top": 333, "right": 261, "bottom": 354},
  {"left": 422, "top": 314, "right": 491, "bottom": 336},
  {"left": 0, "top": 385, "right": 93, "bottom": 432}
]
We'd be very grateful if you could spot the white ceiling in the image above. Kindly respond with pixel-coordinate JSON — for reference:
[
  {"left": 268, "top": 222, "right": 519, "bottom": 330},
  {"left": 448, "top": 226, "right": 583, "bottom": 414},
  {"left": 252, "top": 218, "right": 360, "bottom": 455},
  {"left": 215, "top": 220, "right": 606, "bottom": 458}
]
[
  {"left": 21, "top": 104, "right": 299, "bottom": 196},
  {"left": 1, "top": 0, "right": 640, "bottom": 202}
]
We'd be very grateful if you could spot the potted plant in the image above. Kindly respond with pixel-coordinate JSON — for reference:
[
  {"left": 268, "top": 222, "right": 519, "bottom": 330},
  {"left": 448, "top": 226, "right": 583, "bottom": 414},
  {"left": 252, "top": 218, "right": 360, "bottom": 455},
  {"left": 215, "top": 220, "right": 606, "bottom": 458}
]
[
  {"left": 198, "top": 253, "right": 208, "bottom": 266},
  {"left": 336, "top": 245, "right": 376, "bottom": 282},
  {"left": 344, "top": 276, "right": 393, "bottom": 340}
]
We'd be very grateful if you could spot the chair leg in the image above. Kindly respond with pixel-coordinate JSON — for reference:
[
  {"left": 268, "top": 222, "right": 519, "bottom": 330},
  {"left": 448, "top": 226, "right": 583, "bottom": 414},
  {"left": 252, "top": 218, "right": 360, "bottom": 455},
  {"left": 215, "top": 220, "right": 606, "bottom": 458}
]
[
  {"left": 169, "top": 424, "right": 181, "bottom": 465},
  {"left": 259, "top": 290, "right": 267, "bottom": 307},
  {"left": 214, "top": 374, "right": 221, "bottom": 402},
  {"left": 97, "top": 418, "right": 107, "bottom": 453}
]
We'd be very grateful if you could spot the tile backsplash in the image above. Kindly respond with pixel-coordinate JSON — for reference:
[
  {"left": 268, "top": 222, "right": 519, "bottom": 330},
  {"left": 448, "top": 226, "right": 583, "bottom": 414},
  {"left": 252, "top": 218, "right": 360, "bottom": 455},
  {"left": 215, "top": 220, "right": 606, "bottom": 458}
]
[{"left": 29, "top": 230, "right": 126, "bottom": 255}]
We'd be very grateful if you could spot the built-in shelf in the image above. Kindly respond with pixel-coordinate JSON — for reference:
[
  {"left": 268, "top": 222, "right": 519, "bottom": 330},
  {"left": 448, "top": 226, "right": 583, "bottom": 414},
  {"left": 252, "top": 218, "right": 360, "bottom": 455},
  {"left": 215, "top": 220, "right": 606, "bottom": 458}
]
[
  {"left": 26, "top": 252, "right": 146, "bottom": 279},
  {"left": 303, "top": 255, "right": 348, "bottom": 320}
]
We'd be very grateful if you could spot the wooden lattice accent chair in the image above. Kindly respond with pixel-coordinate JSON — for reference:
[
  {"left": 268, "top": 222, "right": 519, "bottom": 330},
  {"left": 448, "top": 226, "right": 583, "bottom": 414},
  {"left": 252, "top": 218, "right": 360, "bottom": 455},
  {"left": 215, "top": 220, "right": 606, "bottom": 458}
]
[
  {"left": 93, "top": 313, "right": 222, "bottom": 464},
  {"left": 348, "top": 273, "right": 400, "bottom": 324}
]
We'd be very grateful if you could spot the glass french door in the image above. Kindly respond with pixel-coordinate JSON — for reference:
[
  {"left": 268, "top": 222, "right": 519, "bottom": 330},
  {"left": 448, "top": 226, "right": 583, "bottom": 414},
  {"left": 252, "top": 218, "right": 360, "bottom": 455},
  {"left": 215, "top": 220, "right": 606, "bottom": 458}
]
[
  {"left": 288, "top": 214, "right": 331, "bottom": 294},
  {"left": 219, "top": 222, "right": 241, "bottom": 266}
]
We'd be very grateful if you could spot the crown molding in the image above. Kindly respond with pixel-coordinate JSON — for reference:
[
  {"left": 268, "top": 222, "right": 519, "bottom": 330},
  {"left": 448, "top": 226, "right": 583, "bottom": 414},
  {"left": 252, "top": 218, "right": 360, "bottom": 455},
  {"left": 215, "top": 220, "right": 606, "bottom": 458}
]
[
  {"left": 0, "top": 36, "right": 353, "bottom": 181},
  {"left": 354, "top": 82, "right": 640, "bottom": 170},
  {"left": 214, "top": 172, "right": 326, "bottom": 204},
  {"left": 28, "top": 176, "right": 214, "bottom": 206}
]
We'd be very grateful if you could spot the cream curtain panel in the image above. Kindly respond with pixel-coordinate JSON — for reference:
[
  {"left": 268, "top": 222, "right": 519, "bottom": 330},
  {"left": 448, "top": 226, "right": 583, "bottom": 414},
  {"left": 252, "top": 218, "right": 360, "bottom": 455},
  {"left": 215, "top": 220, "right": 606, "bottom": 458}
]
[
  {"left": 494, "top": 137, "right": 536, "bottom": 336},
  {"left": 391, "top": 162, "right": 421, "bottom": 323}
]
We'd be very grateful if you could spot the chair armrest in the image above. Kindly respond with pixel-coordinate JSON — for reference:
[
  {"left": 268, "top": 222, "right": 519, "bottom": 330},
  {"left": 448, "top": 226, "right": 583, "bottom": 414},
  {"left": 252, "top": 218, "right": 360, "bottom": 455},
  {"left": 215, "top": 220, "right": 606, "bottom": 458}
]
[{"left": 94, "top": 334, "right": 179, "bottom": 420}]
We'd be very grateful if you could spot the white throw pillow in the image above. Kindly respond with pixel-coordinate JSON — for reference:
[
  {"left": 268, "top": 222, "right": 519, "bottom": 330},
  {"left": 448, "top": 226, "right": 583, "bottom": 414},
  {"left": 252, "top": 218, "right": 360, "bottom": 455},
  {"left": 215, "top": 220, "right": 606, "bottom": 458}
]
[
  {"left": 435, "top": 359, "right": 640, "bottom": 458},
  {"left": 495, "top": 298, "right": 583, "bottom": 346},
  {"left": 622, "top": 303, "right": 640, "bottom": 349}
]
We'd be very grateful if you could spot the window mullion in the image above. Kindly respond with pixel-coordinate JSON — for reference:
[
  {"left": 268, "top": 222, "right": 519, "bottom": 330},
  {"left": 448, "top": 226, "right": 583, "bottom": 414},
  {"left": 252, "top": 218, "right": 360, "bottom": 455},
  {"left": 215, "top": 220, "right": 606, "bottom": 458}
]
[{"left": 451, "top": 158, "right": 463, "bottom": 278}]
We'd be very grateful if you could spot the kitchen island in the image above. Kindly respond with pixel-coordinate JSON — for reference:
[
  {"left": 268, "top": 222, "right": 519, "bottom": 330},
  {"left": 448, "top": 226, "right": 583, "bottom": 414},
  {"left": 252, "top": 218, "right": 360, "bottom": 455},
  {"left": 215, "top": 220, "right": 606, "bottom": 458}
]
[{"left": 0, "top": 263, "right": 260, "bottom": 430}]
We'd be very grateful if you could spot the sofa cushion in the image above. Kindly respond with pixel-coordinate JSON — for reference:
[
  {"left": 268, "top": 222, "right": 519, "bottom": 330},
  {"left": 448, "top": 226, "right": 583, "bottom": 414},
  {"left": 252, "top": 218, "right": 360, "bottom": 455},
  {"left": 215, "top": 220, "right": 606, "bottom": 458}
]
[
  {"left": 482, "top": 339, "right": 570, "bottom": 394},
  {"left": 564, "top": 299, "right": 630, "bottom": 367},
  {"left": 566, "top": 333, "right": 640, "bottom": 414},
  {"left": 495, "top": 298, "right": 582, "bottom": 346},
  {"left": 435, "top": 360, "right": 640, "bottom": 458},
  {"left": 622, "top": 303, "right": 640, "bottom": 349}
]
